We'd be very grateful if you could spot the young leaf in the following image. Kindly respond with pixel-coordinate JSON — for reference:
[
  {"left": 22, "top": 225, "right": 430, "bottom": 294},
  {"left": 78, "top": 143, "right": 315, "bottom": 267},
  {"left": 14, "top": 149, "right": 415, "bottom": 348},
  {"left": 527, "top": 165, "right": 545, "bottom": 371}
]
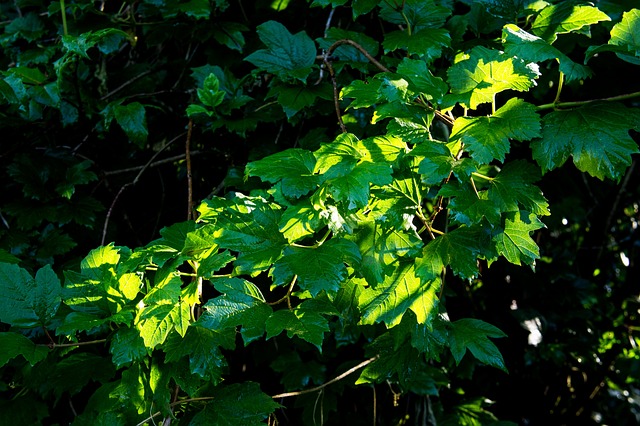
[
  {"left": 531, "top": 102, "right": 640, "bottom": 181},
  {"left": 244, "top": 21, "right": 316, "bottom": 82},
  {"left": 447, "top": 46, "right": 540, "bottom": 109},
  {"left": 359, "top": 262, "right": 440, "bottom": 328},
  {"left": 449, "top": 98, "right": 541, "bottom": 164},
  {"left": 0, "top": 263, "right": 61, "bottom": 328},
  {"left": 531, "top": 3, "right": 610, "bottom": 44},
  {"left": 492, "top": 211, "right": 545, "bottom": 266},
  {"left": 0, "top": 332, "right": 49, "bottom": 367},
  {"left": 189, "top": 382, "right": 281, "bottom": 425},
  {"left": 448, "top": 318, "right": 507, "bottom": 372},
  {"left": 197, "top": 73, "right": 225, "bottom": 108}
]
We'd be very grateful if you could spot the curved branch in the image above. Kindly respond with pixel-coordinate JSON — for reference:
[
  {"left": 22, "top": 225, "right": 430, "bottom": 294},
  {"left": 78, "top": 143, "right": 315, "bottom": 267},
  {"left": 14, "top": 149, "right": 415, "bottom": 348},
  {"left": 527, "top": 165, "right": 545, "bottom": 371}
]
[{"left": 271, "top": 355, "right": 380, "bottom": 399}]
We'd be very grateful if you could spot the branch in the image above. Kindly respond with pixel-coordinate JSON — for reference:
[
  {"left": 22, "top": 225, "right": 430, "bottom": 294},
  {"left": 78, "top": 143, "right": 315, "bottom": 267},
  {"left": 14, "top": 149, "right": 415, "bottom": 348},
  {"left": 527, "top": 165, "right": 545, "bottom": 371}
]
[
  {"left": 271, "top": 355, "right": 379, "bottom": 399},
  {"left": 38, "top": 339, "right": 107, "bottom": 349},
  {"left": 186, "top": 119, "right": 194, "bottom": 220},
  {"left": 536, "top": 90, "right": 640, "bottom": 111},
  {"left": 103, "top": 151, "right": 201, "bottom": 175},
  {"left": 101, "top": 132, "right": 185, "bottom": 245}
]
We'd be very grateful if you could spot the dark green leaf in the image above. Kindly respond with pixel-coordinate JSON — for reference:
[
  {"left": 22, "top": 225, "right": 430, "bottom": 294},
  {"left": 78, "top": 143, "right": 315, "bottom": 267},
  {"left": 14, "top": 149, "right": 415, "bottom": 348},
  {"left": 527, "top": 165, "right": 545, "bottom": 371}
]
[
  {"left": 265, "top": 300, "right": 334, "bottom": 350},
  {"left": 0, "top": 263, "right": 61, "bottom": 328},
  {"left": 488, "top": 160, "right": 550, "bottom": 216},
  {"left": 164, "top": 327, "right": 230, "bottom": 383},
  {"left": 190, "top": 382, "right": 280, "bottom": 425},
  {"left": 114, "top": 102, "right": 148, "bottom": 148},
  {"left": 531, "top": 102, "right": 640, "bottom": 180},
  {"left": 415, "top": 226, "right": 483, "bottom": 280},
  {"left": 0, "top": 332, "right": 49, "bottom": 367},
  {"left": 245, "top": 148, "right": 319, "bottom": 198},
  {"left": 244, "top": 21, "right": 316, "bottom": 82},
  {"left": 448, "top": 318, "right": 507, "bottom": 372}
]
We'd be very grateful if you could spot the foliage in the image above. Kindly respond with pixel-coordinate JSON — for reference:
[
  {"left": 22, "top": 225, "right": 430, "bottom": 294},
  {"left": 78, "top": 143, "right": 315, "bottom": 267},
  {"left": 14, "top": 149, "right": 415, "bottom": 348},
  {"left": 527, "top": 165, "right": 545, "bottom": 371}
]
[{"left": 1, "top": 0, "right": 639, "bottom": 424}]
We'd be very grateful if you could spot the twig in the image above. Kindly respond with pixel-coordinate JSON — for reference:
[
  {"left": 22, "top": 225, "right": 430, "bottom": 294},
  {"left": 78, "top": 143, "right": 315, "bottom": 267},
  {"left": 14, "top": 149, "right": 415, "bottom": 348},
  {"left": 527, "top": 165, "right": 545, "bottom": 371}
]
[
  {"left": 104, "top": 151, "right": 200, "bottom": 175},
  {"left": 101, "top": 132, "right": 185, "bottom": 245},
  {"left": 536, "top": 90, "right": 640, "bottom": 111},
  {"left": 271, "top": 355, "right": 380, "bottom": 399},
  {"left": 186, "top": 119, "right": 194, "bottom": 220},
  {"left": 100, "top": 70, "right": 154, "bottom": 101},
  {"left": 136, "top": 397, "right": 216, "bottom": 426},
  {"left": 38, "top": 339, "right": 107, "bottom": 349}
]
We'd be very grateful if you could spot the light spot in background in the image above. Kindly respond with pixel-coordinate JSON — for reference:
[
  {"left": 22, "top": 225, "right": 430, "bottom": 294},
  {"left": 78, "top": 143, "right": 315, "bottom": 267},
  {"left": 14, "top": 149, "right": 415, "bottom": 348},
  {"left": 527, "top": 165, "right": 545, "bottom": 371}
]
[
  {"left": 620, "top": 252, "right": 630, "bottom": 267},
  {"left": 510, "top": 300, "right": 518, "bottom": 310},
  {"left": 523, "top": 317, "right": 543, "bottom": 346},
  {"left": 562, "top": 217, "right": 568, "bottom": 225}
]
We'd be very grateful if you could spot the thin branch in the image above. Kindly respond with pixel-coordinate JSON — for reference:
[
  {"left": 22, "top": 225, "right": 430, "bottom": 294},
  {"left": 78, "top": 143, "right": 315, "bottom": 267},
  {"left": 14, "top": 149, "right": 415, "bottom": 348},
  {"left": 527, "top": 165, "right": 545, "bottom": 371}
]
[
  {"left": 271, "top": 355, "right": 380, "bottom": 399},
  {"left": 100, "top": 70, "right": 154, "bottom": 101},
  {"left": 104, "top": 151, "right": 200, "bottom": 175},
  {"left": 101, "top": 132, "right": 185, "bottom": 245},
  {"left": 186, "top": 119, "right": 194, "bottom": 220},
  {"left": 136, "top": 397, "right": 216, "bottom": 426},
  {"left": 268, "top": 275, "right": 298, "bottom": 307},
  {"left": 537, "top": 90, "right": 640, "bottom": 111},
  {"left": 38, "top": 339, "right": 107, "bottom": 349}
]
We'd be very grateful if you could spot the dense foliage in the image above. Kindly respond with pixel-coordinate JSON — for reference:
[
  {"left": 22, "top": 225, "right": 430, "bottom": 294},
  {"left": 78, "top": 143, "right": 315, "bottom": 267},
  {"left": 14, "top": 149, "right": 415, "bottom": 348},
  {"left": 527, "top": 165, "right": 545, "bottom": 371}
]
[{"left": 1, "top": 0, "right": 639, "bottom": 424}]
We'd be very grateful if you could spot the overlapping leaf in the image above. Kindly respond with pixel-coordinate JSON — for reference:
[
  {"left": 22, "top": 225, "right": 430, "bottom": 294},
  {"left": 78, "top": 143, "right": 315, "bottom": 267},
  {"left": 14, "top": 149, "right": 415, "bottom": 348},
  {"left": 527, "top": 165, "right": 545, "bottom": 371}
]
[
  {"left": 449, "top": 98, "right": 541, "bottom": 164},
  {"left": 448, "top": 318, "right": 507, "bottom": 372},
  {"left": 531, "top": 3, "right": 610, "bottom": 44},
  {"left": 245, "top": 148, "right": 318, "bottom": 198},
  {"left": 492, "top": 211, "right": 545, "bottom": 266},
  {"left": 531, "top": 102, "right": 640, "bottom": 181}
]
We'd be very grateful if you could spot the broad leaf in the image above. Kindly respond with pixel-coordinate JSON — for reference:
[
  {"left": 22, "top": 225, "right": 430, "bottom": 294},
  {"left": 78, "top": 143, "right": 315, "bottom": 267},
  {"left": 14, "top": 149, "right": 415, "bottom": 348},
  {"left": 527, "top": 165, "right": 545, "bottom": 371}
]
[
  {"left": 197, "top": 277, "right": 272, "bottom": 345},
  {"left": 0, "top": 263, "right": 61, "bottom": 328},
  {"left": 136, "top": 301, "right": 191, "bottom": 349},
  {"left": 586, "top": 9, "right": 640, "bottom": 65},
  {"left": 447, "top": 46, "right": 540, "bottom": 109},
  {"left": 245, "top": 148, "right": 319, "bottom": 198},
  {"left": 383, "top": 28, "right": 451, "bottom": 61},
  {"left": 271, "top": 238, "right": 361, "bottom": 296},
  {"left": 266, "top": 300, "right": 337, "bottom": 351},
  {"left": 415, "top": 226, "right": 483, "bottom": 280},
  {"left": 531, "top": 102, "right": 640, "bottom": 181},
  {"left": 114, "top": 102, "right": 148, "bottom": 148},
  {"left": 0, "top": 332, "right": 49, "bottom": 367},
  {"left": 244, "top": 21, "right": 316, "bottom": 82},
  {"left": 531, "top": 3, "right": 610, "bottom": 44},
  {"left": 450, "top": 98, "right": 541, "bottom": 164},
  {"left": 190, "top": 382, "right": 280, "bottom": 425},
  {"left": 502, "top": 24, "right": 592, "bottom": 82},
  {"left": 488, "top": 160, "right": 550, "bottom": 216},
  {"left": 359, "top": 261, "right": 439, "bottom": 328},
  {"left": 448, "top": 318, "right": 507, "bottom": 372},
  {"left": 493, "top": 211, "right": 545, "bottom": 266}
]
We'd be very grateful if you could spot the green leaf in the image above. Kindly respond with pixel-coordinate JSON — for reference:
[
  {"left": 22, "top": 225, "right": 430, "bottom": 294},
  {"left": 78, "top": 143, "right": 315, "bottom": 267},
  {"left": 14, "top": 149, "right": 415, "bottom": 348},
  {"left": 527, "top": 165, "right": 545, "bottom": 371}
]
[
  {"left": 197, "top": 73, "right": 225, "bottom": 108},
  {"left": 531, "top": 3, "right": 610, "bottom": 44},
  {"left": 502, "top": 24, "right": 592, "bottom": 82},
  {"left": 531, "top": 102, "right": 640, "bottom": 181},
  {"left": 317, "top": 28, "right": 379, "bottom": 72},
  {"left": 415, "top": 226, "right": 482, "bottom": 280},
  {"left": 314, "top": 133, "right": 366, "bottom": 173},
  {"left": 0, "top": 332, "right": 49, "bottom": 367},
  {"left": 448, "top": 318, "right": 507, "bottom": 372},
  {"left": 447, "top": 46, "right": 540, "bottom": 109},
  {"left": 409, "top": 140, "right": 455, "bottom": 185},
  {"left": 245, "top": 148, "right": 319, "bottom": 198},
  {"left": 379, "top": 0, "right": 450, "bottom": 31},
  {"left": 198, "top": 195, "right": 287, "bottom": 276},
  {"left": 396, "top": 57, "right": 449, "bottom": 101},
  {"left": 0, "top": 263, "right": 61, "bottom": 328},
  {"left": 114, "top": 102, "right": 148, "bottom": 148},
  {"left": 244, "top": 20, "right": 316, "bottom": 82},
  {"left": 325, "top": 161, "right": 394, "bottom": 210},
  {"left": 279, "top": 199, "right": 323, "bottom": 242},
  {"left": 136, "top": 300, "right": 191, "bottom": 349},
  {"left": 197, "top": 277, "right": 272, "bottom": 345},
  {"left": 359, "top": 262, "right": 439, "bottom": 328},
  {"left": 190, "top": 382, "right": 280, "bottom": 425},
  {"left": 352, "top": 0, "right": 379, "bottom": 18},
  {"left": 487, "top": 160, "right": 550, "bottom": 216},
  {"left": 440, "top": 181, "right": 501, "bottom": 226},
  {"left": 586, "top": 9, "right": 640, "bottom": 65},
  {"left": 109, "top": 327, "right": 148, "bottom": 368},
  {"left": 265, "top": 300, "right": 334, "bottom": 350},
  {"left": 267, "top": 82, "right": 332, "bottom": 118},
  {"left": 383, "top": 28, "right": 451, "bottom": 61},
  {"left": 340, "top": 78, "right": 383, "bottom": 109},
  {"left": 271, "top": 238, "right": 361, "bottom": 296},
  {"left": 493, "top": 211, "right": 545, "bottom": 266},
  {"left": 361, "top": 134, "right": 408, "bottom": 164},
  {"left": 450, "top": 98, "right": 541, "bottom": 164},
  {"left": 164, "top": 327, "right": 230, "bottom": 383}
]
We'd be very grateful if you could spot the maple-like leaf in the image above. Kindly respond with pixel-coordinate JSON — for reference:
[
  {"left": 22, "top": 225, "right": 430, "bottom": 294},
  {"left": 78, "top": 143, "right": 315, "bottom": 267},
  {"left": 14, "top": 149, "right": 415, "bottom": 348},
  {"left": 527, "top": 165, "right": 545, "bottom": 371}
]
[
  {"left": 492, "top": 211, "right": 545, "bottom": 266},
  {"left": 245, "top": 148, "right": 319, "bottom": 198},
  {"left": 531, "top": 102, "right": 640, "bottom": 181},
  {"left": 415, "top": 226, "right": 484, "bottom": 280},
  {"left": 448, "top": 318, "right": 507, "bottom": 372}
]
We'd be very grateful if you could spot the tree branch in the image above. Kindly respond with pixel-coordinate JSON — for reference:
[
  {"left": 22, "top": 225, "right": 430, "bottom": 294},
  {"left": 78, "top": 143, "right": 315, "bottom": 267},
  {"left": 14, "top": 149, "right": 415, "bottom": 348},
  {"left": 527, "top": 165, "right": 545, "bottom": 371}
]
[{"left": 271, "top": 355, "right": 379, "bottom": 399}]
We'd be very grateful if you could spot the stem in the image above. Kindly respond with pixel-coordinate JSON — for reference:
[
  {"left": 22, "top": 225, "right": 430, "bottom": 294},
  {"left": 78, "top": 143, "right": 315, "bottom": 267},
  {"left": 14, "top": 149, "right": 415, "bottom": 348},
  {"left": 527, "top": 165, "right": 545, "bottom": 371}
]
[
  {"left": 268, "top": 275, "right": 297, "bottom": 307},
  {"left": 554, "top": 71, "right": 565, "bottom": 105},
  {"left": 537, "top": 90, "right": 640, "bottom": 111},
  {"left": 471, "top": 171, "right": 493, "bottom": 181},
  {"left": 186, "top": 119, "right": 194, "bottom": 220},
  {"left": 271, "top": 355, "right": 379, "bottom": 399},
  {"left": 59, "top": 0, "right": 68, "bottom": 36},
  {"left": 38, "top": 339, "right": 107, "bottom": 349}
]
